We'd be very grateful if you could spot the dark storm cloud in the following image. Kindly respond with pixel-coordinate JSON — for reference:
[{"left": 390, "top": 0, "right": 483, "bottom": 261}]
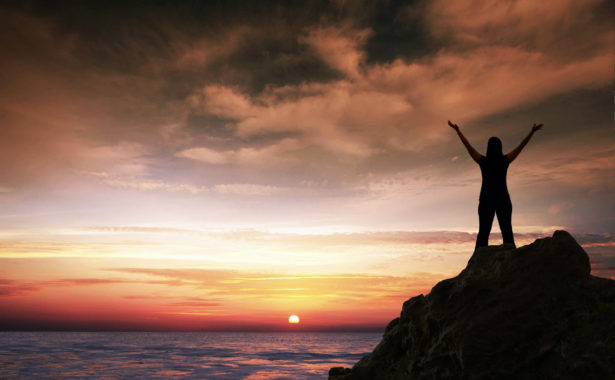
[
  {"left": 363, "top": 0, "right": 437, "bottom": 63},
  {"left": 427, "top": 0, "right": 613, "bottom": 58},
  {"left": 4, "top": 1, "right": 441, "bottom": 91},
  {"left": 7, "top": 1, "right": 350, "bottom": 90}
]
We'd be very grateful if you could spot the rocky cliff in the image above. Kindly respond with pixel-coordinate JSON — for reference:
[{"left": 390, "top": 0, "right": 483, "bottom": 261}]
[{"left": 330, "top": 231, "right": 615, "bottom": 379}]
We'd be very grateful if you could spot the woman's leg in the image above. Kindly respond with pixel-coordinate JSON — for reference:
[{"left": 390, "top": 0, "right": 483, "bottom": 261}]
[
  {"left": 476, "top": 202, "right": 495, "bottom": 248},
  {"left": 496, "top": 199, "right": 515, "bottom": 246}
]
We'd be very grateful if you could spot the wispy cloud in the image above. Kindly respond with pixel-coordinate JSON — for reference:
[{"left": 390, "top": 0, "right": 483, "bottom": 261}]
[
  {"left": 86, "top": 171, "right": 287, "bottom": 196},
  {"left": 548, "top": 201, "right": 575, "bottom": 215},
  {"left": 107, "top": 267, "right": 446, "bottom": 305},
  {"left": 84, "top": 226, "right": 197, "bottom": 234},
  {"left": 177, "top": 137, "right": 303, "bottom": 167},
  {"left": 0, "top": 279, "right": 40, "bottom": 297}
]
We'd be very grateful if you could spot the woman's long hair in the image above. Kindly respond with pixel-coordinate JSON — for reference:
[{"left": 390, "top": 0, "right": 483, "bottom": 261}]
[{"left": 486, "top": 137, "right": 503, "bottom": 158}]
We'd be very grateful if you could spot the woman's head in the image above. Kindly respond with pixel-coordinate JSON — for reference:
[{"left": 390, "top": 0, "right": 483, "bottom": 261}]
[{"left": 486, "top": 137, "right": 503, "bottom": 158}]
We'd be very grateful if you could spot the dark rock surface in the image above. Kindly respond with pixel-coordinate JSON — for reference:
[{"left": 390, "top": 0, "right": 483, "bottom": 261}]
[{"left": 329, "top": 231, "right": 615, "bottom": 379}]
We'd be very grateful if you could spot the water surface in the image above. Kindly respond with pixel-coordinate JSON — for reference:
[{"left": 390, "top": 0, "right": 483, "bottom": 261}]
[{"left": 0, "top": 331, "right": 380, "bottom": 379}]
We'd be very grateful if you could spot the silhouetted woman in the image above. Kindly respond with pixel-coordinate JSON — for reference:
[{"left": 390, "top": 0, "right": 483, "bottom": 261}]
[{"left": 448, "top": 120, "right": 543, "bottom": 249}]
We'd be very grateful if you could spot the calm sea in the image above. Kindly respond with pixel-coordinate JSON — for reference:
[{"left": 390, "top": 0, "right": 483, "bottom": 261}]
[{"left": 0, "top": 331, "right": 381, "bottom": 379}]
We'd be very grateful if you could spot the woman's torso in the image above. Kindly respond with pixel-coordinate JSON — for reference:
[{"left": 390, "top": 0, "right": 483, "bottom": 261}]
[{"left": 479, "top": 155, "right": 510, "bottom": 202}]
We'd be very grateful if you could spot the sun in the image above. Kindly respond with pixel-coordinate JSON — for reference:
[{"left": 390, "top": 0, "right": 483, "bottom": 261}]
[{"left": 288, "top": 314, "right": 300, "bottom": 324}]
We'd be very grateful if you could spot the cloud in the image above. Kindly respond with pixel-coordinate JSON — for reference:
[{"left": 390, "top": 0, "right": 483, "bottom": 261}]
[
  {"left": 1, "top": 1, "right": 611, "bottom": 195},
  {"left": 0, "top": 7, "right": 185, "bottom": 189},
  {"left": 86, "top": 171, "right": 286, "bottom": 196},
  {"left": 301, "top": 26, "right": 371, "bottom": 78},
  {"left": 165, "top": 300, "right": 222, "bottom": 308},
  {"left": 107, "top": 267, "right": 445, "bottom": 304},
  {"left": 176, "top": 138, "right": 303, "bottom": 166},
  {"left": 185, "top": 15, "right": 611, "bottom": 162},
  {"left": 586, "top": 245, "right": 615, "bottom": 280},
  {"left": 43, "top": 278, "right": 135, "bottom": 286},
  {"left": 189, "top": 82, "right": 410, "bottom": 156},
  {"left": 173, "top": 26, "right": 252, "bottom": 69},
  {"left": 207, "top": 229, "right": 562, "bottom": 252},
  {"left": 0, "top": 279, "right": 40, "bottom": 297},
  {"left": 86, "top": 172, "right": 208, "bottom": 194},
  {"left": 211, "top": 183, "right": 285, "bottom": 196},
  {"left": 110, "top": 267, "right": 242, "bottom": 283},
  {"left": 0, "top": 276, "right": 197, "bottom": 293},
  {"left": 176, "top": 146, "right": 230, "bottom": 164},
  {"left": 576, "top": 233, "right": 615, "bottom": 246},
  {"left": 84, "top": 226, "right": 197, "bottom": 234},
  {"left": 427, "top": 0, "right": 611, "bottom": 59},
  {"left": 513, "top": 146, "right": 615, "bottom": 190},
  {"left": 548, "top": 201, "right": 574, "bottom": 215},
  {"left": 0, "top": 240, "right": 161, "bottom": 259},
  {"left": 122, "top": 294, "right": 222, "bottom": 308},
  {"left": 79, "top": 142, "right": 151, "bottom": 177},
  {"left": 214, "top": 229, "right": 476, "bottom": 247}
]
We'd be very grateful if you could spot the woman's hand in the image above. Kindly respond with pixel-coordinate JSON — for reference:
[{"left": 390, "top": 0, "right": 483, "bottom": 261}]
[
  {"left": 508, "top": 124, "right": 543, "bottom": 163},
  {"left": 450, "top": 120, "right": 481, "bottom": 163}
]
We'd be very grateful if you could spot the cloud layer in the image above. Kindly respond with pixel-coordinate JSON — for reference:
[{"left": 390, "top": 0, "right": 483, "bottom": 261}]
[{"left": 0, "top": 0, "right": 613, "bottom": 330}]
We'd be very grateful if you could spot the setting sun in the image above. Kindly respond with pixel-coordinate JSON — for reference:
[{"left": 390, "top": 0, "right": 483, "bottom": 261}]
[{"left": 288, "top": 315, "right": 300, "bottom": 324}]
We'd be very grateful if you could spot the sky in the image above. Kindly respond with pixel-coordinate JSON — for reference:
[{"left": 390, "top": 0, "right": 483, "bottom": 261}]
[{"left": 0, "top": 0, "right": 614, "bottom": 331}]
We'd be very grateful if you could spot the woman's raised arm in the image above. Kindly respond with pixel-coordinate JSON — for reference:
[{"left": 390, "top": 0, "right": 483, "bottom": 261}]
[
  {"left": 449, "top": 120, "right": 482, "bottom": 164},
  {"left": 507, "top": 124, "right": 543, "bottom": 163}
]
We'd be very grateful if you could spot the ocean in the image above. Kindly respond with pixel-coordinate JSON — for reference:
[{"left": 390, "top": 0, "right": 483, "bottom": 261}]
[{"left": 0, "top": 331, "right": 381, "bottom": 379}]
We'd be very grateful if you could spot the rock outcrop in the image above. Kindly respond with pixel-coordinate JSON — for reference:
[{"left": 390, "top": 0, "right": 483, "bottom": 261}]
[{"left": 330, "top": 231, "right": 615, "bottom": 379}]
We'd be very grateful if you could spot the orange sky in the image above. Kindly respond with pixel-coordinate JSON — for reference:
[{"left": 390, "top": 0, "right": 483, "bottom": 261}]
[{"left": 0, "top": 0, "right": 614, "bottom": 331}]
